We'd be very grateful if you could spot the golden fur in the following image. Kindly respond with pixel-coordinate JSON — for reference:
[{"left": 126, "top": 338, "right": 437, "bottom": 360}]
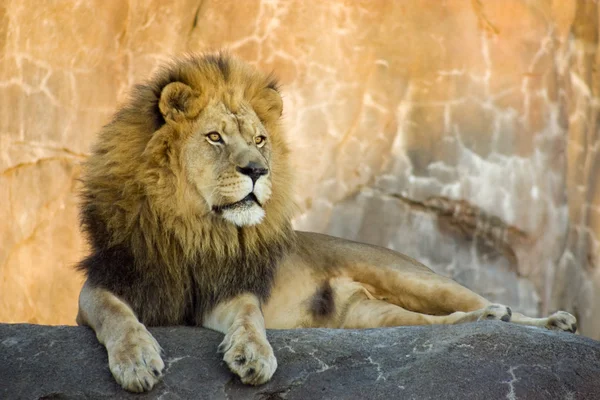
[{"left": 76, "top": 53, "right": 577, "bottom": 393}]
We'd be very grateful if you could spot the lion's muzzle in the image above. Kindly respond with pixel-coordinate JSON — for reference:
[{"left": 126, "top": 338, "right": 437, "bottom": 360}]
[{"left": 236, "top": 161, "right": 268, "bottom": 184}]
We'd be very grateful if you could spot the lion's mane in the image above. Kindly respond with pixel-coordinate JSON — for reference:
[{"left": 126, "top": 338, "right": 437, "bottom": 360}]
[{"left": 77, "top": 54, "right": 296, "bottom": 326}]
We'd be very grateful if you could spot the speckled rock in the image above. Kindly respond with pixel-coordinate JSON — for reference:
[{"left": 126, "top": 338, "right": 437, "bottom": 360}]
[{"left": 1, "top": 322, "right": 599, "bottom": 399}]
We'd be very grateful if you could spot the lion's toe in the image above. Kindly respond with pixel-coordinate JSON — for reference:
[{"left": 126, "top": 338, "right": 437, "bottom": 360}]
[
  {"left": 546, "top": 311, "right": 577, "bottom": 333},
  {"left": 235, "top": 352, "right": 277, "bottom": 386},
  {"left": 108, "top": 324, "right": 164, "bottom": 392},
  {"left": 220, "top": 326, "right": 277, "bottom": 386},
  {"left": 478, "top": 304, "right": 512, "bottom": 322}
]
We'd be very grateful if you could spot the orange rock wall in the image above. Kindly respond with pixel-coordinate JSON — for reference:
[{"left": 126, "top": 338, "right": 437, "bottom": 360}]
[{"left": 1, "top": 1, "right": 599, "bottom": 337}]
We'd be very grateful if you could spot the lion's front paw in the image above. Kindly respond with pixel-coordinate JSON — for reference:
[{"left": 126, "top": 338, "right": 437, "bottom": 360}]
[
  {"left": 107, "top": 322, "right": 164, "bottom": 392},
  {"left": 477, "top": 304, "right": 512, "bottom": 322},
  {"left": 218, "top": 325, "right": 277, "bottom": 386},
  {"left": 546, "top": 311, "right": 577, "bottom": 333}
]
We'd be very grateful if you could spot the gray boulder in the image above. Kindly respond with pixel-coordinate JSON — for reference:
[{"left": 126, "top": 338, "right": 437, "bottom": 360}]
[{"left": 1, "top": 322, "right": 599, "bottom": 399}]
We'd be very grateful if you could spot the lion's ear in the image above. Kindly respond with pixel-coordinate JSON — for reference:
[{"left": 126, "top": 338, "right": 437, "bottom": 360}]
[
  {"left": 159, "top": 82, "right": 202, "bottom": 123},
  {"left": 252, "top": 88, "right": 283, "bottom": 123}
]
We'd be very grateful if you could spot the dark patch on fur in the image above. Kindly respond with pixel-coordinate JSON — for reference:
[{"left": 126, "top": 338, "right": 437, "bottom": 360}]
[
  {"left": 265, "top": 74, "right": 279, "bottom": 92},
  {"left": 310, "top": 281, "right": 335, "bottom": 319},
  {"left": 205, "top": 53, "right": 231, "bottom": 81}
]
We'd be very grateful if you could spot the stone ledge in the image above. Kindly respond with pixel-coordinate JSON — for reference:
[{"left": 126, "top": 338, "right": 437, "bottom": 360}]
[{"left": 1, "top": 322, "right": 599, "bottom": 399}]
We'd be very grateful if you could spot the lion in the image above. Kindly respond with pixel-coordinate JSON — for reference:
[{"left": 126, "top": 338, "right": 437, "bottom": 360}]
[{"left": 76, "top": 53, "right": 577, "bottom": 393}]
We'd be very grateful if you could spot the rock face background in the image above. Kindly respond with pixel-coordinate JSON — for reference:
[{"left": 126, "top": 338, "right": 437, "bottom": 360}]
[{"left": 1, "top": 1, "right": 599, "bottom": 338}]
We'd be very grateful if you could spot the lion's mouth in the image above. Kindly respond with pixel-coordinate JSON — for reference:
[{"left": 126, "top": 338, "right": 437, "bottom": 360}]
[{"left": 213, "top": 193, "right": 261, "bottom": 213}]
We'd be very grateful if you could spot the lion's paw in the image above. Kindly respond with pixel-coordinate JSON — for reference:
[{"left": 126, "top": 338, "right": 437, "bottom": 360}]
[
  {"left": 218, "top": 325, "right": 277, "bottom": 386},
  {"left": 107, "top": 322, "right": 164, "bottom": 392},
  {"left": 546, "top": 311, "right": 577, "bottom": 333},
  {"left": 477, "top": 304, "right": 512, "bottom": 322}
]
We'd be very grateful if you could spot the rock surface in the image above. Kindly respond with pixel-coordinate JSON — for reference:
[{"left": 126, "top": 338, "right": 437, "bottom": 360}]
[{"left": 1, "top": 322, "right": 599, "bottom": 399}]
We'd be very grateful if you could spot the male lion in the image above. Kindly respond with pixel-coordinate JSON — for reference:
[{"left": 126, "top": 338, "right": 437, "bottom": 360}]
[{"left": 76, "top": 53, "right": 577, "bottom": 393}]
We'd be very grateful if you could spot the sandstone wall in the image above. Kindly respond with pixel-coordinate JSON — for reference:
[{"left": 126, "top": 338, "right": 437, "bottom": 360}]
[{"left": 1, "top": 1, "right": 599, "bottom": 338}]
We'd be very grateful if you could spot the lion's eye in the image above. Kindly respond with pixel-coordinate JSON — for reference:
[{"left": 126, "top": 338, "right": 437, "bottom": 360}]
[
  {"left": 254, "top": 135, "right": 267, "bottom": 147},
  {"left": 206, "top": 132, "right": 222, "bottom": 144}
]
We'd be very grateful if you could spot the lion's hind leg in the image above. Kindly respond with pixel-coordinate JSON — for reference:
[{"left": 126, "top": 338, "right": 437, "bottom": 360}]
[
  {"left": 510, "top": 311, "right": 577, "bottom": 333},
  {"left": 349, "top": 264, "right": 492, "bottom": 316},
  {"left": 330, "top": 277, "right": 511, "bottom": 328},
  {"left": 340, "top": 296, "right": 512, "bottom": 328},
  {"left": 347, "top": 265, "right": 577, "bottom": 332},
  {"left": 77, "top": 280, "right": 164, "bottom": 392}
]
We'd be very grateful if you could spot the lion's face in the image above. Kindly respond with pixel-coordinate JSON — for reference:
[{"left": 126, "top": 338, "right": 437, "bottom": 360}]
[
  {"left": 147, "top": 67, "right": 285, "bottom": 229},
  {"left": 182, "top": 101, "right": 273, "bottom": 227}
]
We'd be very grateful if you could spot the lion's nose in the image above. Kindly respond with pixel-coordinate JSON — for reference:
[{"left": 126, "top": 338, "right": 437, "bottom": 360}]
[{"left": 236, "top": 162, "right": 268, "bottom": 184}]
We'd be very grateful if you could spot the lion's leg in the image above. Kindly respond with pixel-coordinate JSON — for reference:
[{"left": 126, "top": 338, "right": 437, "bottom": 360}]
[
  {"left": 350, "top": 265, "right": 490, "bottom": 315},
  {"left": 336, "top": 283, "right": 511, "bottom": 328},
  {"left": 350, "top": 267, "right": 577, "bottom": 332},
  {"left": 77, "top": 280, "right": 164, "bottom": 392},
  {"left": 509, "top": 311, "right": 577, "bottom": 333},
  {"left": 203, "top": 293, "right": 277, "bottom": 385},
  {"left": 342, "top": 298, "right": 513, "bottom": 328}
]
